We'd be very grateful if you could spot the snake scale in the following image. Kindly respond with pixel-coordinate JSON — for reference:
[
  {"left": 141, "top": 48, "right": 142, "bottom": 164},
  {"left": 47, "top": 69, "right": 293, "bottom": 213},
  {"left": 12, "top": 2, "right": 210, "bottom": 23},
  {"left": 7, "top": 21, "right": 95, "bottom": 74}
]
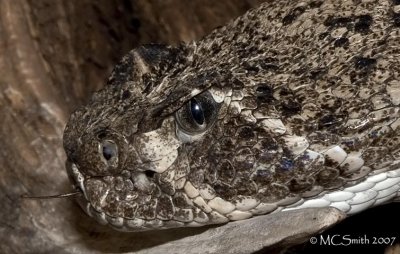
[{"left": 63, "top": 0, "right": 400, "bottom": 231}]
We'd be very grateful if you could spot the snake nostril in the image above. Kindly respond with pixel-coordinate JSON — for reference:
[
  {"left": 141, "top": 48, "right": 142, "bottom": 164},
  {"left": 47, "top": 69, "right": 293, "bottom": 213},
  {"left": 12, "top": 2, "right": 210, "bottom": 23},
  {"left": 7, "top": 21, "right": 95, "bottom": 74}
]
[
  {"left": 100, "top": 140, "right": 118, "bottom": 162},
  {"left": 144, "top": 170, "right": 156, "bottom": 178},
  {"left": 102, "top": 145, "right": 114, "bottom": 160}
]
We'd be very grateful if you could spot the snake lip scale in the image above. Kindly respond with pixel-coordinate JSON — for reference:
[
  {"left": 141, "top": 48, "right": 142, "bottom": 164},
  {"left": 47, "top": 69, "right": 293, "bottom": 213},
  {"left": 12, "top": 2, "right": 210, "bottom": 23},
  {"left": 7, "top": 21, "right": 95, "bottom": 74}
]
[{"left": 64, "top": 0, "right": 400, "bottom": 231}]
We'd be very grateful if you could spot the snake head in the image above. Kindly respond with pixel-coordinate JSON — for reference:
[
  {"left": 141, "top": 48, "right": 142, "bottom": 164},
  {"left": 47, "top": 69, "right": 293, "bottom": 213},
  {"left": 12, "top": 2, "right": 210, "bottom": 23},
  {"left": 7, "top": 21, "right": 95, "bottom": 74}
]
[
  {"left": 62, "top": 43, "right": 229, "bottom": 230},
  {"left": 62, "top": 38, "right": 295, "bottom": 231}
]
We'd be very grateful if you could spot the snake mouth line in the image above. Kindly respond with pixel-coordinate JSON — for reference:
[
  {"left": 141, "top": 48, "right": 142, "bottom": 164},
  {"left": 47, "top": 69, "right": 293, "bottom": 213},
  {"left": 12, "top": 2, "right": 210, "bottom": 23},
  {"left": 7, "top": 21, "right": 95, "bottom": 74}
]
[
  {"left": 66, "top": 161, "right": 87, "bottom": 199},
  {"left": 81, "top": 201, "right": 198, "bottom": 232}
]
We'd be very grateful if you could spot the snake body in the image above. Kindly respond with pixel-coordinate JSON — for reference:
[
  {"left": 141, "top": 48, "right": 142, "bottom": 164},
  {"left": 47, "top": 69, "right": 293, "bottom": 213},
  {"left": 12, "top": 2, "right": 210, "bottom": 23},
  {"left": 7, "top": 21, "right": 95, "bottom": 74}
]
[{"left": 63, "top": 0, "right": 400, "bottom": 231}]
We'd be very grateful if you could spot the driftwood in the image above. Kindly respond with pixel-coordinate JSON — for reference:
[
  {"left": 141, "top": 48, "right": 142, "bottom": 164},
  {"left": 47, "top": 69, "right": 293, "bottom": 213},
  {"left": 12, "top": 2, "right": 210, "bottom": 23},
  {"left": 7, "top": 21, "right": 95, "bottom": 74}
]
[{"left": 1, "top": 1, "right": 399, "bottom": 253}]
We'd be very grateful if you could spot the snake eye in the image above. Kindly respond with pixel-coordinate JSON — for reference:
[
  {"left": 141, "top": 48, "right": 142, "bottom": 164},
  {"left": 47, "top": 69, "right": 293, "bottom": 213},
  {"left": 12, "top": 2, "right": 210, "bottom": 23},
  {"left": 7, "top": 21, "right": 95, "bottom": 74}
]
[
  {"left": 175, "top": 91, "right": 219, "bottom": 134},
  {"left": 100, "top": 140, "right": 118, "bottom": 164}
]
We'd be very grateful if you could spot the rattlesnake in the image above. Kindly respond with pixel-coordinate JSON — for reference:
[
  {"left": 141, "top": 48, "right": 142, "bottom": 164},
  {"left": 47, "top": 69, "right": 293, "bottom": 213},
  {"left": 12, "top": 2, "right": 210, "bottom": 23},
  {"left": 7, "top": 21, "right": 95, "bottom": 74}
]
[{"left": 63, "top": 0, "right": 400, "bottom": 231}]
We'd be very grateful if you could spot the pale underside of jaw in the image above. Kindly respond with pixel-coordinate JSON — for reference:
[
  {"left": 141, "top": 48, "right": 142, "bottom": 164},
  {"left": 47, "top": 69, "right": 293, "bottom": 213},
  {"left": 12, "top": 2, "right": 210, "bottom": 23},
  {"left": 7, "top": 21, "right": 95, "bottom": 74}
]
[{"left": 68, "top": 161, "right": 400, "bottom": 232}]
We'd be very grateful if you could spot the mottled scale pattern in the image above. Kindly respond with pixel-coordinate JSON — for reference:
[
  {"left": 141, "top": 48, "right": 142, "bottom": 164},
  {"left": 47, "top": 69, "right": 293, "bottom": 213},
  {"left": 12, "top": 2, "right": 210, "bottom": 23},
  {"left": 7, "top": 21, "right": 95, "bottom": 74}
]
[{"left": 63, "top": 0, "right": 400, "bottom": 231}]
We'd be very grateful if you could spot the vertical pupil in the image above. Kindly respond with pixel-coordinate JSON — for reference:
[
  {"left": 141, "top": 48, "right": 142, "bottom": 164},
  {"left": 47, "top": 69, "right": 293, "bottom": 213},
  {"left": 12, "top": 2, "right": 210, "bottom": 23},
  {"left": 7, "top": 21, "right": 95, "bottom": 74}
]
[{"left": 190, "top": 98, "right": 205, "bottom": 125}]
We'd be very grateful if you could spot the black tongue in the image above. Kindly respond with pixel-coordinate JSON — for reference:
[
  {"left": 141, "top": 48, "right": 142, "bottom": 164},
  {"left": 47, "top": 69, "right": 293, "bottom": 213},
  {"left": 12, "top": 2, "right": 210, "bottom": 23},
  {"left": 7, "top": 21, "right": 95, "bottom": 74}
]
[{"left": 20, "top": 190, "right": 82, "bottom": 200}]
